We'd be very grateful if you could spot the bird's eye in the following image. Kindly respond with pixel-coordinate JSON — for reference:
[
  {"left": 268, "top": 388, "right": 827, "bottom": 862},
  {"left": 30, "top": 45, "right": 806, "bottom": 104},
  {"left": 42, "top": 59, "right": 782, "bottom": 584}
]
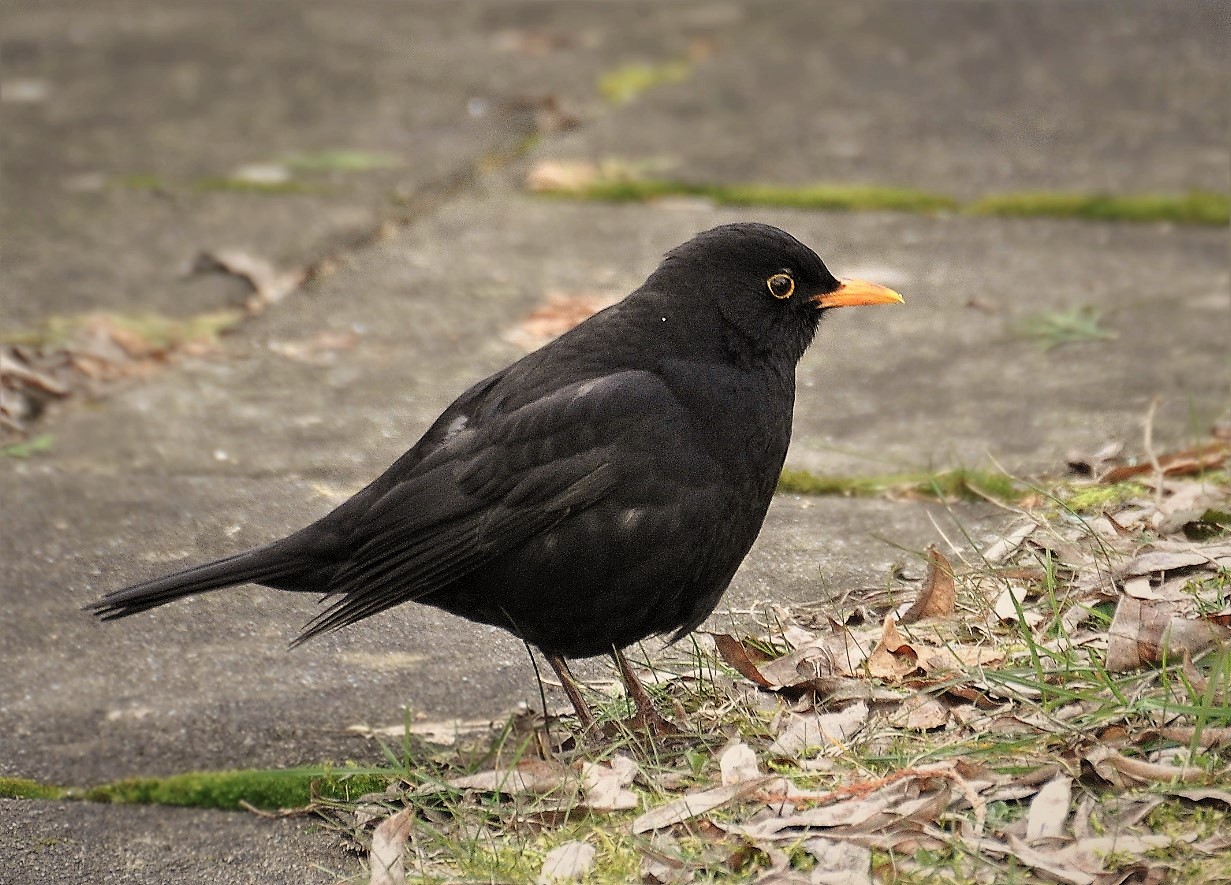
[{"left": 767, "top": 272, "right": 794, "bottom": 300}]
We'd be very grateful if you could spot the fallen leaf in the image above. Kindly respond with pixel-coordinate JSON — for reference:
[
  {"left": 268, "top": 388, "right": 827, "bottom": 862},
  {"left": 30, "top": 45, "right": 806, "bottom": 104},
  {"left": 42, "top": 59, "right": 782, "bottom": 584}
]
[
  {"left": 866, "top": 616, "right": 920, "bottom": 681},
  {"left": 1102, "top": 441, "right": 1230, "bottom": 483},
  {"left": 1085, "top": 746, "right": 1205, "bottom": 785},
  {"left": 886, "top": 694, "right": 950, "bottom": 730},
  {"left": 1116, "top": 543, "right": 1231, "bottom": 578},
  {"left": 369, "top": 807, "right": 413, "bottom": 885},
  {"left": 1003, "top": 834, "right": 1094, "bottom": 885},
  {"left": 193, "top": 249, "right": 305, "bottom": 313},
  {"left": 982, "top": 521, "right": 1038, "bottom": 564},
  {"left": 506, "top": 291, "right": 621, "bottom": 350},
  {"left": 711, "top": 633, "right": 774, "bottom": 687},
  {"left": 538, "top": 841, "right": 595, "bottom": 883},
  {"left": 801, "top": 838, "right": 872, "bottom": 885},
  {"left": 899, "top": 546, "right": 956, "bottom": 623},
  {"left": 1106, "top": 596, "right": 1231, "bottom": 671},
  {"left": 767, "top": 702, "right": 869, "bottom": 759},
  {"left": 581, "top": 755, "right": 639, "bottom": 811},
  {"left": 526, "top": 160, "right": 599, "bottom": 192},
  {"left": 631, "top": 779, "right": 769, "bottom": 834},
  {"left": 1170, "top": 787, "right": 1231, "bottom": 807},
  {"left": 1026, "top": 776, "right": 1072, "bottom": 841},
  {"left": 719, "top": 742, "right": 761, "bottom": 785},
  {"left": 448, "top": 759, "right": 572, "bottom": 795}
]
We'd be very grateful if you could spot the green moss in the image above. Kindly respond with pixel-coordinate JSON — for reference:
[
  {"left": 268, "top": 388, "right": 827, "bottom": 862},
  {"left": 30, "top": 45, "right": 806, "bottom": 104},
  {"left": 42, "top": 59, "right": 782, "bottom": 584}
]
[
  {"left": 718, "top": 182, "right": 958, "bottom": 213},
  {"left": 279, "top": 149, "right": 400, "bottom": 172},
  {"left": 968, "top": 190, "right": 1230, "bottom": 226},
  {"left": 3, "top": 309, "right": 245, "bottom": 351},
  {"left": 537, "top": 177, "right": 958, "bottom": 214},
  {"left": 112, "top": 173, "right": 168, "bottom": 191},
  {"left": 0, "top": 434, "right": 54, "bottom": 459},
  {"left": 533, "top": 172, "right": 1229, "bottom": 226},
  {"left": 776, "top": 467, "right": 1023, "bottom": 502},
  {"left": 598, "top": 61, "right": 691, "bottom": 105},
  {"left": 1060, "top": 482, "right": 1148, "bottom": 513},
  {"left": 0, "top": 777, "right": 68, "bottom": 800},
  {"left": 1017, "top": 305, "right": 1117, "bottom": 350},
  {"left": 85, "top": 767, "right": 396, "bottom": 811}
]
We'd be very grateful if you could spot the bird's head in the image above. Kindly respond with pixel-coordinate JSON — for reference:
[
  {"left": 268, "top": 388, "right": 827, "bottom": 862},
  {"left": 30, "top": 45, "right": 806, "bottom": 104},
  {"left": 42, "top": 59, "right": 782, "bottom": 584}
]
[{"left": 650, "top": 223, "right": 903, "bottom": 365}]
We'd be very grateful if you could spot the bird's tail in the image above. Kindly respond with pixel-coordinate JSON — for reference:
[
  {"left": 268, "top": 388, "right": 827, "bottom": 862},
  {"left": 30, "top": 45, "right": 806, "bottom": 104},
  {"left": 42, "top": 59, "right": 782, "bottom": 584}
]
[{"left": 84, "top": 545, "right": 307, "bottom": 620}]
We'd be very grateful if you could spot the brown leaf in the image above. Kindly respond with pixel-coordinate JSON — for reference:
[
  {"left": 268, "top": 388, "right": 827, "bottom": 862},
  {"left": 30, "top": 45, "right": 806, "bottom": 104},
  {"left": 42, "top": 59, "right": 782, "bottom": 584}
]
[
  {"left": 866, "top": 616, "right": 920, "bottom": 681},
  {"left": 711, "top": 633, "right": 774, "bottom": 688},
  {"left": 369, "top": 807, "right": 414, "bottom": 885},
  {"left": 1085, "top": 746, "right": 1205, "bottom": 785},
  {"left": 447, "top": 758, "right": 572, "bottom": 795},
  {"left": 1107, "top": 596, "right": 1231, "bottom": 671},
  {"left": 899, "top": 546, "right": 956, "bottom": 624},
  {"left": 193, "top": 249, "right": 305, "bottom": 313},
  {"left": 767, "top": 702, "right": 869, "bottom": 759},
  {"left": 631, "top": 779, "right": 769, "bottom": 834},
  {"left": 1102, "top": 441, "right": 1230, "bottom": 483},
  {"left": 505, "top": 291, "right": 619, "bottom": 350}
]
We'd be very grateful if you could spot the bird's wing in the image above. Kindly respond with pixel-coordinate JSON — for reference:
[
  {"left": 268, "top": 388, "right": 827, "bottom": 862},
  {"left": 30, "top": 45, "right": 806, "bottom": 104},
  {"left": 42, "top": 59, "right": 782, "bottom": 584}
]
[{"left": 294, "top": 369, "right": 687, "bottom": 642}]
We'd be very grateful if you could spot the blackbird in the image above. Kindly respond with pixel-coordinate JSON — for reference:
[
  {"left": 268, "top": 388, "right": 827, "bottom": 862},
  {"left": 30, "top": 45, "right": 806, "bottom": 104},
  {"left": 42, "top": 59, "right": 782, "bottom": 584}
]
[{"left": 87, "top": 223, "right": 901, "bottom": 732}]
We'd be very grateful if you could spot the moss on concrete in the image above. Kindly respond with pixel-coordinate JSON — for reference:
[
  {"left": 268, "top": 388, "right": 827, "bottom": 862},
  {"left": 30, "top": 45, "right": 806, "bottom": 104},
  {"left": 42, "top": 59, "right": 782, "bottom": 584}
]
[
  {"left": 777, "top": 466, "right": 1023, "bottom": 502},
  {"left": 533, "top": 174, "right": 1229, "bottom": 225},
  {"left": 0, "top": 777, "right": 68, "bottom": 800},
  {"left": 969, "top": 190, "right": 1230, "bottom": 226},
  {"left": 84, "top": 767, "right": 395, "bottom": 811}
]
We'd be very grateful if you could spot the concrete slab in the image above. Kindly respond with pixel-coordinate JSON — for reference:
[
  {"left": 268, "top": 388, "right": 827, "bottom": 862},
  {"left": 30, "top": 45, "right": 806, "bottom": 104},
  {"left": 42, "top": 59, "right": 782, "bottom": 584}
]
[
  {"left": 0, "top": 799, "right": 341, "bottom": 884},
  {"left": 538, "top": 0, "right": 1230, "bottom": 198},
  {"left": 1, "top": 0, "right": 723, "bottom": 327}
]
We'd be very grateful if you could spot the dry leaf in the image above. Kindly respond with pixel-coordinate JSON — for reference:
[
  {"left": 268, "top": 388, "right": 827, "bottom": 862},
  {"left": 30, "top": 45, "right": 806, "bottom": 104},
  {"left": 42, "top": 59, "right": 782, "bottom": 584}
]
[
  {"left": 631, "top": 779, "right": 768, "bottom": 834},
  {"left": 900, "top": 546, "right": 956, "bottom": 623},
  {"left": 581, "top": 755, "right": 639, "bottom": 811},
  {"left": 1025, "top": 776, "right": 1072, "bottom": 841},
  {"left": 711, "top": 633, "right": 774, "bottom": 687},
  {"left": 719, "top": 742, "right": 761, "bottom": 785},
  {"left": 1085, "top": 746, "right": 1205, "bottom": 785},
  {"left": 1003, "top": 835, "right": 1094, "bottom": 885},
  {"left": 538, "top": 841, "right": 595, "bottom": 883},
  {"left": 767, "top": 702, "right": 869, "bottom": 759},
  {"left": 526, "top": 160, "right": 599, "bottom": 192},
  {"left": 802, "top": 838, "right": 872, "bottom": 885},
  {"left": 1106, "top": 596, "right": 1231, "bottom": 671},
  {"left": 1102, "top": 440, "right": 1229, "bottom": 483},
  {"left": 983, "top": 522, "right": 1038, "bottom": 565},
  {"left": 506, "top": 291, "right": 619, "bottom": 350},
  {"left": 448, "top": 759, "right": 571, "bottom": 795},
  {"left": 193, "top": 249, "right": 304, "bottom": 313},
  {"left": 369, "top": 807, "right": 413, "bottom": 885},
  {"left": 866, "top": 616, "right": 920, "bottom": 681},
  {"left": 887, "top": 694, "right": 949, "bottom": 730},
  {"left": 1116, "top": 543, "right": 1231, "bottom": 578}
]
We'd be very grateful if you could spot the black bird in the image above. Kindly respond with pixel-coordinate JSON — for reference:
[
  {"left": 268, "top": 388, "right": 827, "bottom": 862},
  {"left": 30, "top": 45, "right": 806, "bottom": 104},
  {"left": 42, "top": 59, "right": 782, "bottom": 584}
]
[{"left": 87, "top": 223, "right": 901, "bottom": 732}]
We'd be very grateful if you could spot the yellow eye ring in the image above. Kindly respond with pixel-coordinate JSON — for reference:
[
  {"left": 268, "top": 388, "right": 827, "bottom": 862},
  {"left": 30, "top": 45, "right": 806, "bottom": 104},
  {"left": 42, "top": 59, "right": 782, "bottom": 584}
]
[{"left": 767, "top": 273, "right": 794, "bottom": 299}]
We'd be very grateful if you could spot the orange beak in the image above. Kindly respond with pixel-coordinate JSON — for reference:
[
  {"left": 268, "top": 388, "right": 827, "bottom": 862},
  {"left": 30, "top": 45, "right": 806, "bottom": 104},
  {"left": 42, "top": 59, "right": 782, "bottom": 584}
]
[{"left": 811, "top": 278, "right": 904, "bottom": 309}]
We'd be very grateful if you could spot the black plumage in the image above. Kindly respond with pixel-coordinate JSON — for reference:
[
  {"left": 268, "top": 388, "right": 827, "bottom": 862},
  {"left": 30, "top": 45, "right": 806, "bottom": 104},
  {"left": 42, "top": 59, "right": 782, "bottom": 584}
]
[{"left": 87, "top": 223, "right": 901, "bottom": 727}]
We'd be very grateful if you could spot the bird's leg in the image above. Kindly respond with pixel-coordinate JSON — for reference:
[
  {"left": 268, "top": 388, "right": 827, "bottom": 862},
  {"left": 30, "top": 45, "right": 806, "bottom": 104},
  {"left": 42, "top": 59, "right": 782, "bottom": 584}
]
[
  {"left": 612, "top": 647, "right": 679, "bottom": 737},
  {"left": 546, "top": 654, "right": 597, "bottom": 733}
]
